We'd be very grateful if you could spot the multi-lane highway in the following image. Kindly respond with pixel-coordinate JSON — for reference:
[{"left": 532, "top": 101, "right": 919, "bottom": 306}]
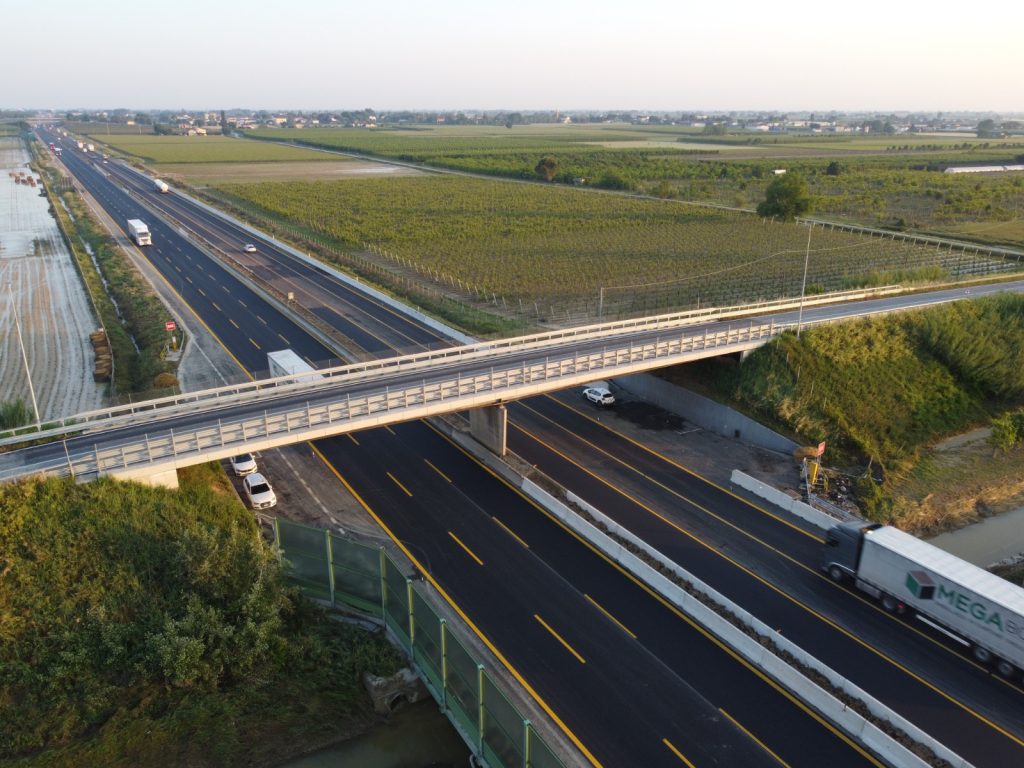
[{"left": 39, "top": 129, "right": 1024, "bottom": 766}]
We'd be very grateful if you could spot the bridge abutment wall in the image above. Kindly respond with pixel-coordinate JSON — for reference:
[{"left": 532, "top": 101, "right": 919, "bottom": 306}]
[{"left": 614, "top": 373, "right": 799, "bottom": 455}]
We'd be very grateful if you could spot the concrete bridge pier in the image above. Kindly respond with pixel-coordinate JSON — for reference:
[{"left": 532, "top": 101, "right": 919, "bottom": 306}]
[{"left": 469, "top": 404, "right": 507, "bottom": 457}]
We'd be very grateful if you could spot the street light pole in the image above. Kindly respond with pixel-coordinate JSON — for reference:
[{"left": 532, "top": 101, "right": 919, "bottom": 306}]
[
  {"left": 9, "top": 284, "right": 42, "bottom": 431},
  {"left": 797, "top": 225, "right": 812, "bottom": 339}
]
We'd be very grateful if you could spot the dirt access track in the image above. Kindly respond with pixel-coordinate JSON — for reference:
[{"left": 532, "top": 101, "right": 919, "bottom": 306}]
[{"left": 0, "top": 137, "right": 106, "bottom": 421}]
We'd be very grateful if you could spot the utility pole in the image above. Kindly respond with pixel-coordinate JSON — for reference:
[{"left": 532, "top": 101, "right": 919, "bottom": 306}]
[
  {"left": 797, "top": 226, "right": 811, "bottom": 338},
  {"left": 9, "top": 283, "right": 41, "bottom": 431}
]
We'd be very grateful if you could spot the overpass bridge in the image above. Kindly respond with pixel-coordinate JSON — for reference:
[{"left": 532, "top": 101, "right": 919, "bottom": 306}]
[{"left": 0, "top": 279, "right": 1010, "bottom": 487}]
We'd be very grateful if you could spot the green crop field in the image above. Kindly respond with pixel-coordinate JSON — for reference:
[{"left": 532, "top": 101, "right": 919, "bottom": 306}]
[
  {"left": 86, "top": 134, "right": 331, "bottom": 164},
  {"left": 214, "top": 175, "right": 1022, "bottom": 321}
]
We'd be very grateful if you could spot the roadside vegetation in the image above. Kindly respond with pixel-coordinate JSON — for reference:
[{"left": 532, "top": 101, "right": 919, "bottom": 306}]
[
  {"left": 32, "top": 144, "right": 176, "bottom": 396},
  {"left": 669, "top": 293, "right": 1024, "bottom": 533},
  {"left": 0, "top": 469, "right": 402, "bottom": 768}
]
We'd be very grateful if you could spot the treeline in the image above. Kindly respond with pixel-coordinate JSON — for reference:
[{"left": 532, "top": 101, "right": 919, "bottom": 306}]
[{"left": 0, "top": 472, "right": 401, "bottom": 766}]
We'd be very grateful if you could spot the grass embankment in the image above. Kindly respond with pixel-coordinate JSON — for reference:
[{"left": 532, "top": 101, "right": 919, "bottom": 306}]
[
  {"left": 669, "top": 294, "right": 1024, "bottom": 533},
  {"left": 0, "top": 469, "right": 402, "bottom": 768},
  {"left": 32, "top": 144, "right": 175, "bottom": 396}
]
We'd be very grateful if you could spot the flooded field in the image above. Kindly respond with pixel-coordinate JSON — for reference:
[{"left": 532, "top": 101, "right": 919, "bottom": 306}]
[{"left": 0, "top": 137, "right": 106, "bottom": 421}]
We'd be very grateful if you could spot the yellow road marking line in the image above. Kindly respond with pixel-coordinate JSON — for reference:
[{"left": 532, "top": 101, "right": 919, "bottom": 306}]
[
  {"left": 662, "top": 738, "right": 696, "bottom": 767},
  {"left": 584, "top": 594, "right": 636, "bottom": 639},
  {"left": 249, "top": 337, "right": 261, "bottom": 350},
  {"left": 512, "top": 421, "right": 1024, "bottom": 740},
  {"left": 448, "top": 531, "right": 484, "bottom": 566},
  {"left": 719, "top": 708, "right": 790, "bottom": 766},
  {"left": 229, "top": 318, "right": 240, "bottom": 329},
  {"left": 534, "top": 614, "right": 585, "bottom": 663},
  {"left": 307, "top": 444, "right": 603, "bottom": 767},
  {"left": 428, "top": 423, "right": 885, "bottom": 766},
  {"left": 492, "top": 517, "right": 529, "bottom": 549},
  {"left": 424, "top": 459, "right": 451, "bottom": 482},
  {"left": 387, "top": 471, "right": 412, "bottom": 497}
]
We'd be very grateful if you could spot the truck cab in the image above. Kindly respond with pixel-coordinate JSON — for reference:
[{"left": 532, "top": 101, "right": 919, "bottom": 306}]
[{"left": 822, "top": 521, "right": 880, "bottom": 581}]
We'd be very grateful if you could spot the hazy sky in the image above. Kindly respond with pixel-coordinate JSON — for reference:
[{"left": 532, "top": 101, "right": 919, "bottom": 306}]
[{"left": 5, "top": 0, "right": 1022, "bottom": 112}]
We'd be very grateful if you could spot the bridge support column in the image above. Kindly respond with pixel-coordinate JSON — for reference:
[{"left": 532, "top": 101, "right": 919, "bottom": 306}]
[
  {"left": 739, "top": 349, "right": 756, "bottom": 362},
  {"left": 469, "top": 404, "right": 507, "bottom": 457},
  {"left": 130, "top": 467, "right": 180, "bottom": 490}
]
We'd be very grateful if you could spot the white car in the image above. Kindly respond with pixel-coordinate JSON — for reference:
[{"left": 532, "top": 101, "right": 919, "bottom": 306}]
[
  {"left": 243, "top": 243, "right": 257, "bottom": 253},
  {"left": 229, "top": 453, "right": 257, "bottom": 476},
  {"left": 582, "top": 386, "right": 615, "bottom": 407},
  {"left": 243, "top": 472, "right": 277, "bottom": 509}
]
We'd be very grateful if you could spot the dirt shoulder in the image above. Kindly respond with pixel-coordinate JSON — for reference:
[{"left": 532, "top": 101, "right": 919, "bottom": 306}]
[{"left": 892, "top": 429, "right": 1024, "bottom": 536}]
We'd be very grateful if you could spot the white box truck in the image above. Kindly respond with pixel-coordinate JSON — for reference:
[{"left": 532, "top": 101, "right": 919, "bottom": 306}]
[
  {"left": 126, "top": 219, "right": 152, "bottom": 246},
  {"left": 823, "top": 522, "right": 1024, "bottom": 678},
  {"left": 267, "top": 349, "right": 322, "bottom": 383},
  {"left": 154, "top": 179, "right": 170, "bottom": 193}
]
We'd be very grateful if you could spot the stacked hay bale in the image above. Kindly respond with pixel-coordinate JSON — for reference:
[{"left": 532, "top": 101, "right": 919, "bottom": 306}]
[{"left": 90, "top": 329, "right": 112, "bottom": 382}]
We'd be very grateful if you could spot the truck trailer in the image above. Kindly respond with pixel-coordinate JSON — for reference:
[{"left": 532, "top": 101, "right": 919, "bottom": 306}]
[
  {"left": 126, "top": 219, "right": 152, "bottom": 246},
  {"left": 267, "top": 349, "right": 322, "bottom": 383},
  {"left": 154, "top": 179, "right": 170, "bottom": 193},
  {"left": 823, "top": 522, "right": 1024, "bottom": 678}
]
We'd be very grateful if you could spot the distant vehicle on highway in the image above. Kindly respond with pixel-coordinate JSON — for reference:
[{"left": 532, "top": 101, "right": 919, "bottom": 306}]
[
  {"left": 243, "top": 472, "right": 277, "bottom": 509},
  {"left": 243, "top": 243, "right": 257, "bottom": 253},
  {"left": 154, "top": 179, "right": 169, "bottom": 193},
  {"left": 229, "top": 453, "right": 257, "bottom": 476},
  {"left": 582, "top": 386, "right": 615, "bottom": 407}
]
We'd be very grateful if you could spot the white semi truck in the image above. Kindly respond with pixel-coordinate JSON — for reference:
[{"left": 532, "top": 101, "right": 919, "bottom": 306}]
[
  {"left": 126, "top": 219, "right": 152, "bottom": 246},
  {"left": 823, "top": 522, "right": 1024, "bottom": 678},
  {"left": 154, "top": 179, "right": 170, "bottom": 193},
  {"left": 267, "top": 349, "right": 322, "bottom": 383}
]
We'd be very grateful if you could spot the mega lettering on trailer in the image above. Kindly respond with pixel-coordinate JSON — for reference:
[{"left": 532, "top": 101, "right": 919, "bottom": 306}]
[{"left": 823, "top": 522, "right": 1024, "bottom": 679}]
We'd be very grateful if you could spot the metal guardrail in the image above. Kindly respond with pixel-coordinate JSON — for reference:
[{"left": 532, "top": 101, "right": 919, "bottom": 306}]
[
  {"left": 0, "top": 285, "right": 899, "bottom": 448},
  {"left": 2, "top": 318, "right": 795, "bottom": 482}
]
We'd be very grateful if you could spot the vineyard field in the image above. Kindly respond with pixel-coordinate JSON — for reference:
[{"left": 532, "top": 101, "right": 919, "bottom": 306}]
[
  {"left": 215, "top": 175, "right": 1023, "bottom": 321},
  {"left": 86, "top": 134, "right": 331, "bottom": 164}
]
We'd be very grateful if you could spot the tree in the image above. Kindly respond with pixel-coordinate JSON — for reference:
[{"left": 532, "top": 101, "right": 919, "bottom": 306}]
[
  {"left": 976, "top": 118, "right": 999, "bottom": 138},
  {"left": 756, "top": 172, "right": 811, "bottom": 221},
  {"left": 535, "top": 156, "right": 559, "bottom": 182},
  {"left": 825, "top": 161, "right": 842, "bottom": 176},
  {"left": 989, "top": 413, "right": 1019, "bottom": 453}
]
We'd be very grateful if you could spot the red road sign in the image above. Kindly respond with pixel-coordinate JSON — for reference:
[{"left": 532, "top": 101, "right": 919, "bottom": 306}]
[{"left": 165, "top": 321, "right": 176, "bottom": 331}]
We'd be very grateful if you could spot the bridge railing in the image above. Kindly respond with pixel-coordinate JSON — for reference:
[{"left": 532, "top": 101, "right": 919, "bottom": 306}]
[
  {"left": 2, "top": 319, "right": 791, "bottom": 483},
  {"left": 0, "top": 286, "right": 898, "bottom": 449}
]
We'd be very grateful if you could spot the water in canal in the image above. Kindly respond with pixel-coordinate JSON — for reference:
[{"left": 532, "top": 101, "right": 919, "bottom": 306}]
[
  {"left": 279, "top": 698, "right": 471, "bottom": 768},
  {"left": 928, "top": 504, "right": 1024, "bottom": 567}
]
